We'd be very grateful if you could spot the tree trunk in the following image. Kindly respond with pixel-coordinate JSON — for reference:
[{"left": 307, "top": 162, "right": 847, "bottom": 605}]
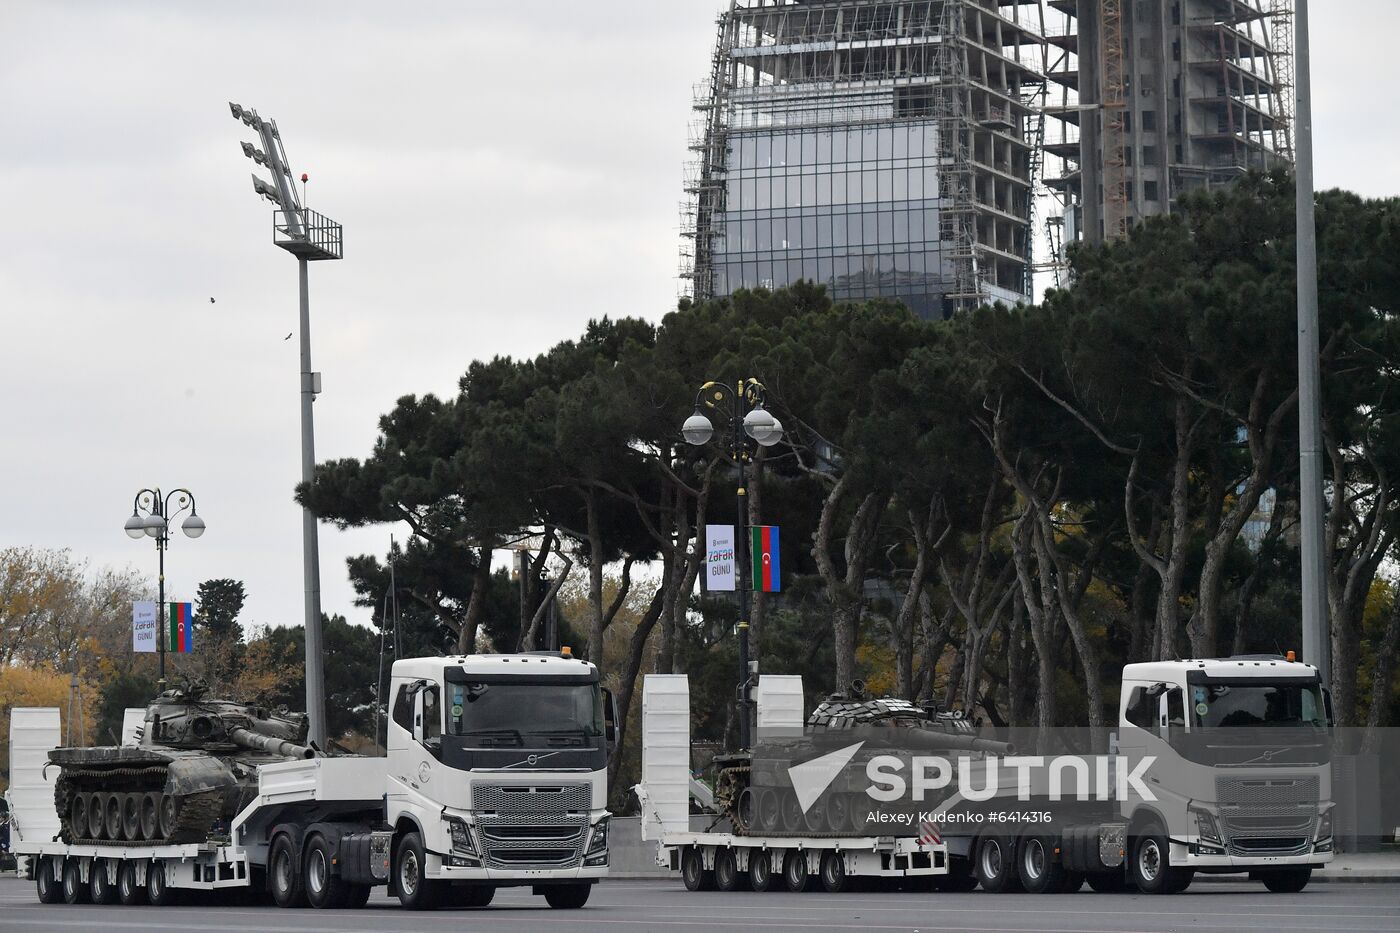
[
  {"left": 457, "top": 543, "right": 495, "bottom": 653},
  {"left": 1361, "top": 591, "right": 1400, "bottom": 754},
  {"left": 607, "top": 586, "right": 667, "bottom": 785},
  {"left": 585, "top": 489, "right": 607, "bottom": 664}
]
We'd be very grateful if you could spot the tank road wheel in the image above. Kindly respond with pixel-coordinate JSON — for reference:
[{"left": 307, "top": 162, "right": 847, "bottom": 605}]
[
  {"left": 782, "top": 850, "right": 812, "bottom": 893},
  {"left": 147, "top": 860, "right": 179, "bottom": 906},
  {"left": 974, "top": 835, "right": 1023, "bottom": 893},
  {"left": 158, "top": 795, "right": 180, "bottom": 840},
  {"left": 70, "top": 793, "right": 90, "bottom": 840},
  {"left": 748, "top": 849, "right": 775, "bottom": 892},
  {"left": 118, "top": 860, "right": 146, "bottom": 906},
  {"left": 36, "top": 856, "right": 63, "bottom": 904},
  {"left": 121, "top": 794, "right": 142, "bottom": 842},
  {"left": 819, "top": 852, "right": 848, "bottom": 894},
  {"left": 62, "top": 858, "right": 90, "bottom": 904},
  {"left": 680, "top": 846, "right": 714, "bottom": 891},
  {"left": 1129, "top": 823, "right": 1193, "bottom": 894},
  {"left": 394, "top": 831, "right": 442, "bottom": 910},
  {"left": 304, "top": 834, "right": 349, "bottom": 909},
  {"left": 823, "top": 792, "right": 852, "bottom": 834},
  {"left": 714, "top": 848, "right": 746, "bottom": 892},
  {"left": 104, "top": 793, "right": 124, "bottom": 840},
  {"left": 756, "top": 788, "right": 781, "bottom": 833},
  {"left": 269, "top": 835, "right": 307, "bottom": 908},
  {"left": 735, "top": 787, "right": 757, "bottom": 833},
  {"left": 90, "top": 858, "right": 118, "bottom": 905},
  {"left": 88, "top": 795, "right": 107, "bottom": 841},
  {"left": 139, "top": 793, "right": 161, "bottom": 841},
  {"left": 1261, "top": 868, "right": 1312, "bottom": 893},
  {"left": 780, "top": 792, "right": 806, "bottom": 834}
]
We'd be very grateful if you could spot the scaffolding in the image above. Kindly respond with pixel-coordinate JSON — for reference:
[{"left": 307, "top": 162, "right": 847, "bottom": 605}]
[{"left": 680, "top": 0, "right": 1048, "bottom": 315}]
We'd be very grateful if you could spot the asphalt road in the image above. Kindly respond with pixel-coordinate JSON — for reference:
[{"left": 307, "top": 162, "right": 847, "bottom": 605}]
[{"left": 2, "top": 876, "right": 1398, "bottom": 933}]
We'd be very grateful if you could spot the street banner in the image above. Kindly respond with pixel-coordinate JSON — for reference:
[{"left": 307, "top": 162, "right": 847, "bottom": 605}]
[
  {"left": 132, "top": 601, "right": 158, "bottom": 653},
  {"left": 168, "top": 601, "right": 194, "bottom": 653},
  {"left": 751, "top": 525, "right": 781, "bottom": 592},
  {"left": 705, "top": 524, "right": 735, "bottom": 591}
]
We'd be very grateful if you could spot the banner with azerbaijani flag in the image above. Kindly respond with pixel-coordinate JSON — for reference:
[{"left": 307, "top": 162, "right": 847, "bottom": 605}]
[
  {"left": 168, "top": 601, "right": 194, "bottom": 653},
  {"left": 750, "top": 525, "right": 780, "bottom": 592}
]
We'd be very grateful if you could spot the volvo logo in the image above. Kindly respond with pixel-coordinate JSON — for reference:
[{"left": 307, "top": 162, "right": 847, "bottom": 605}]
[{"left": 526, "top": 754, "right": 540, "bottom": 766}]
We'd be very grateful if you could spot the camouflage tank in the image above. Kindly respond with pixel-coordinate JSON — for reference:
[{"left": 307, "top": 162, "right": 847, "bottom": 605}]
[
  {"left": 49, "top": 683, "right": 313, "bottom": 845},
  {"left": 714, "top": 681, "right": 1012, "bottom": 834}
]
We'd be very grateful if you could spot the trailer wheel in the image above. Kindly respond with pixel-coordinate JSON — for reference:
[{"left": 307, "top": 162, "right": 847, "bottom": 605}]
[
  {"left": 1017, "top": 834, "right": 1071, "bottom": 894},
  {"left": 62, "top": 858, "right": 89, "bottom": 904},
  {"left": 974, "top": 835, "right": 1022, "bottom": 893},
  {"left": 1260, "top": 868, "right": 1311, "bottom": 893},
  {"left": 394, "top": 831, "right": 442, "bottom": 910},
  {"left": 304, "top": 835, "right": 348, "bottom": 909},
  {"left": 270, "top": 834, "right": 307, "bottom": 908},
  {"left": 90, "top": 858, "right": 118, "bottom": 904},
  {"left": 748, "top": 850, "right": 775, "bottom": 892},
  {"left": 1129, "top": 824, "right": 1192, "bottom": 894},
  {"left": 36, "top": 856, "right": 63, "bottom": 904},
  {"left": 681, "top": 846, "right": 714, "bottom": 891},
  {"left": 118, "top": 860, "right": 146, "bottom": 905},
  {"left": 147, "top": 860, "right": 180, "bottom": 906},
  {"left": 782, "top": 850, "right": 812, "bottom": 893},
  {"left": 819, "top": 852, "right": 848, "bottom": 893},
  {"left": 714, "top": 848, "right": 746, "bottom": 891}
]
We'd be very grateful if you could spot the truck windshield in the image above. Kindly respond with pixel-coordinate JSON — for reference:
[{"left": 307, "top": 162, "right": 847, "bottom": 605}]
[
  {"left": 447, "top": 680, "right": 602, "bottom": 746},
  {"left": 1190, "top": 681, "right": 1326, "bottom": 728}
]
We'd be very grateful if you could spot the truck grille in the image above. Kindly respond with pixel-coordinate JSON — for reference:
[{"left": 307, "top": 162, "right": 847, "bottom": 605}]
[
  {"left": 1216, "top": 776, "right": 1319, "bottom": 856},
  {"left": 473, "top": 783, "right": 591, "bottom": 869}
]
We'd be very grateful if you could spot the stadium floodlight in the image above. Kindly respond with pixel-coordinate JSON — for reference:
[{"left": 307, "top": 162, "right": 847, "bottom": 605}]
[{"left": 228, "top": 102, "right": 343, "bottom": 749}]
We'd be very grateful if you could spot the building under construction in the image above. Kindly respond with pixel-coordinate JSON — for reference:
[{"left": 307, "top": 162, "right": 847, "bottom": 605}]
[
  {"left": 1042, "top": 0, "right": 1293, "bottom": 246},
  {"left": 681, "top": 0, "right": 1049, "bottom": 318}
]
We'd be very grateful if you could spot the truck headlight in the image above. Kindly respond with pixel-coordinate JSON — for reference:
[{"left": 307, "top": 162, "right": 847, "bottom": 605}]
[
  {"left": 586, "top": 816, "right": 609, "bottom": 855},
  {"left": 1315, "top": 809, "right": 1333, "bottom": 851},
  {"left": 1190, "top": 807, "right": 1222, "bottom": 846},
  {"left": 446, "top": 816, "right": 477, "bottom": 855}
]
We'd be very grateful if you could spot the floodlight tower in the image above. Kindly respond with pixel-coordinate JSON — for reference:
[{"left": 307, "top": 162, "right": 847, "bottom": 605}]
[{"left": 229, "top": 102, "right": 342, "bottom": 747}]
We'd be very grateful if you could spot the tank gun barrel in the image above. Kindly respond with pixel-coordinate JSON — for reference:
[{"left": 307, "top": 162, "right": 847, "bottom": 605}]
[{"left": 229, "top": 728, "right": 315, "bottom": 759}]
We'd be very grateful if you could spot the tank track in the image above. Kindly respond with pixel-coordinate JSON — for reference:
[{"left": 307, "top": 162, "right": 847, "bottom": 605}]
[{"left": 54, "top": 768, "right": 222, "bottom": 845}]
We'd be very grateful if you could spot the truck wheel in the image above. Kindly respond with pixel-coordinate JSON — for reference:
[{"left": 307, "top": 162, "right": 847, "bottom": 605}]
[
  {"left": 90, "top": 858, "right": 118, "bottom": 904},
  {"left": 62, "top": 858, "right": 90, "bottom": 904},
  {"left": 270, "top": 834, "right": 307, "bottom": 908},
  {"left": 974, "top": 835, "right": 1023, "bottom": 893},
  {"left": 304, "top": 835, "right": 348, "bottom": 909},
  {"left": 1017, "top": 834, "right": 1069, "bottom": 894},
  {"left": 819, "top": 852, "right": 848, "bottom": 893},
  {"left": 681, "top": 846, "right": 714, "bottom": 891},
  {"left": 394, "top": 832, "right": 442, "bottom": 910},
  {"left": 544, "top": 882, "right": 591, "bottom": 909},
  {"left": 1129, "top": 824, "right": 1192, "bottom": 894},
  {"left": 36, "top": 856, "right": 63, "bottom": 904},
  {"left": 782, "top": 850, "right": 812, "bottom": 892},
  {"left": 1261, "top": 868, "right": 1312, "bottom": 893},
  {"left": 748, "top": 849, "right": 775, "bottom": 892},
  {"left": 455, "top": 884, "right": 495, "bottom": 907},
  {"left": 714, "top": 848, "right": 746, "bottom": 891},
  {"left": 118, "top": 860, "right": 146, "bottom": 905},
  {"left": 147, "top": 860, "right": 180, "bottom": 906}
]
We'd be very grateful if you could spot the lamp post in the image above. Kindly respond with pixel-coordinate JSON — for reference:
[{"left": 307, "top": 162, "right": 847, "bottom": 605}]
[
  {"left": 229, "top": 102, "right": 342, "bottom": 747},
  {"left": 682, "top": 379, "right": 784, "bottom": 751},
  {"left": 125, "top": 488, "right": 206, "bottom": 690}
]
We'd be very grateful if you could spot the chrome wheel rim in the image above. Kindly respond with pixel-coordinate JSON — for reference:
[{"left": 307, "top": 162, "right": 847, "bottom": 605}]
[
  {"left": 275, "top": 849, "right": 293, "bottom": 893},
  {"left": 400, "top": 850, "right": 419, "bottom": 896},
  {"left": 1139, "top": 839, "right": 1161, "bottom": 883},
  {"left": 308, "top": 849, "right": 326, "bottom": 894},
  {"left": 981, "top": 839, "right": 1003, "bottom": 879},
  {"left": 1023, "top": 839, "right": 1045, "bottom": 880}
]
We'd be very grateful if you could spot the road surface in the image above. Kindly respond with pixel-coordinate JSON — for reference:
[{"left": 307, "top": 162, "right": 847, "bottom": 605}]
[{"left": 2, "top": 876, "right": 1397, "bottom": 933}]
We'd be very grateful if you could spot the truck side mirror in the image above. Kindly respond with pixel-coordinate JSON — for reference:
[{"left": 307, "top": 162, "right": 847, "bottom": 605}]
[
  {"left": 1322, "top": 688, "right": 1334, "bottom": 727},
  {"left": 602, "top": 687, "right": 619, "bottom": 752}
]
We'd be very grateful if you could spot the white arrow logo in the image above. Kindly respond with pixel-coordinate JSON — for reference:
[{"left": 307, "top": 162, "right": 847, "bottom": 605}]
[{"left": 788, "top": 742, "right": 865, "bottom": 814}]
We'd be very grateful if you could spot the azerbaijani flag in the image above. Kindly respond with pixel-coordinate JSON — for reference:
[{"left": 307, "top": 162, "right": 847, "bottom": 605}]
[
  {"left": 168, "top": 602, "right": 194, "bottom": 653},
  {"left": 751, "top": 525, "right": 780, "bottom": 592}
]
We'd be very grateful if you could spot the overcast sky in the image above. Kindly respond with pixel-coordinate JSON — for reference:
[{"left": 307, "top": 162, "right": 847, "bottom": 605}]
[{"left": 2, "top": 1, "right": 1396, "bottom": 639}]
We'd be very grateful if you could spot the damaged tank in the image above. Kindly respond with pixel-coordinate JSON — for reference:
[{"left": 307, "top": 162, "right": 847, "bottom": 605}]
[
  {"left": 714, "top": 681, "right": 1013, "bottom": 834},
  {"left": 49, "top": 683, "right": 314, "bottom": 845}
]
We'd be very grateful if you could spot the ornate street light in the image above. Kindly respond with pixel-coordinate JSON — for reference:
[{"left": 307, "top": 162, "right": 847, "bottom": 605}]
[
  {"left": 124, "top": 488, "right": 205, "bottom": 689},
  {"left": 681, "top": 378, "right": 784, "bottom": 751}
]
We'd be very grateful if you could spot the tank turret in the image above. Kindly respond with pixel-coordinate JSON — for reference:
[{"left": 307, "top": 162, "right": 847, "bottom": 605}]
[{"left": 48, "top": 682, "right": 315, "bottom": 845}]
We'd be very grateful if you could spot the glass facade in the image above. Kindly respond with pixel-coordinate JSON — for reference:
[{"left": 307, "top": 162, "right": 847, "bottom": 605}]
[{"left": 712, "top": 122, "right": 952, "bottom": 320}]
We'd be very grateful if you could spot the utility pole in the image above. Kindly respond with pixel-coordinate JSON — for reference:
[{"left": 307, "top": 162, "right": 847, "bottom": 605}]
[
  {"left": 1293, "top": 1, "right": 1328, "bottom": 686},
  {"left": 229, "top": 103, "right": 343, "bottom": 747}
]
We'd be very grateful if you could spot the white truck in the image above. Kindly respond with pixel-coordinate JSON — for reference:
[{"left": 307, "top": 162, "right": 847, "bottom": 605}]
[
  {"left": 5, "top": 651, "right": 615, "bottom": 910},
  {"left": 636, "top": 656, "right": 1334, "bottom": 895}
]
